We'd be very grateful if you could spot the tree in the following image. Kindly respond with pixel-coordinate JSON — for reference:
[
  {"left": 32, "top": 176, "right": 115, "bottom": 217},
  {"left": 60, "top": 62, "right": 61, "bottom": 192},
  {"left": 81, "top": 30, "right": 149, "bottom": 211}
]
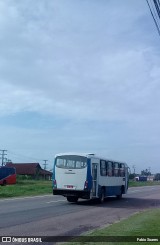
[
  {"left": 141, "top": 169, "right": 151, "bottom": 176},
  {"left": 154, "top": 173, "right": 160, "bottom": 181},
  {"left": 129, "top": 173, "right": 136, "bottom": 180}
]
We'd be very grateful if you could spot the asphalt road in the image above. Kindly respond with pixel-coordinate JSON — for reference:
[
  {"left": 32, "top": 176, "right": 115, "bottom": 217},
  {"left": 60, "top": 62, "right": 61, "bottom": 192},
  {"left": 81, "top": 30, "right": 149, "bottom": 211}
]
[{"left": 0, "top": 186, "right": 160, "bottom": 240}]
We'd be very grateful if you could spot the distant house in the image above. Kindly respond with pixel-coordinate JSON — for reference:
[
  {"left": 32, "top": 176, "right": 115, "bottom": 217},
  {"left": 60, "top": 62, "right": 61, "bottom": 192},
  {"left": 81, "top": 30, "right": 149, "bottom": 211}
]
[
  {"left": 5, "top": 162, "right": 52, "bottom": 180},
  {"left": 147, "top": 175, "right": 155, "bottom": 181},
  {"left": 135, "top": 175, "right": 155, "bottom": 182}
]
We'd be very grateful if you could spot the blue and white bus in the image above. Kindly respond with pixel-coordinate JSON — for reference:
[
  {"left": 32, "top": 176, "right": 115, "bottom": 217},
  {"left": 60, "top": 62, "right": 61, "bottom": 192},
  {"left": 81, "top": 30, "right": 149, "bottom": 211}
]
[{"left": 53, "top": 153, "right": 129, "bottom": 203}]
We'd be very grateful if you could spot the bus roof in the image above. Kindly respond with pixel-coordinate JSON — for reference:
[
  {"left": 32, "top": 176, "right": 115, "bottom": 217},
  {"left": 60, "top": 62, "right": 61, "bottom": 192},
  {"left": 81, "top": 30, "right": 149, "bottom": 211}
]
[
  {"left": 55, "top": 152, "right": 94, "bottom": 158},
  {"left": 55, "top": 152, "right": 128, "bottom": 166}
]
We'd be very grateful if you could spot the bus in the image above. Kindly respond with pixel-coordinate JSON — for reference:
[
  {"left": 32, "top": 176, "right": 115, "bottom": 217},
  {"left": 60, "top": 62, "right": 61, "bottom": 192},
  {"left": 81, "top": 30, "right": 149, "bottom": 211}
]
[
  {"left": 53, "top": 153, "right": 129, "bottom": 203},
  {"left": 0, "top": 167, "right": 16, "bottom": 186}
]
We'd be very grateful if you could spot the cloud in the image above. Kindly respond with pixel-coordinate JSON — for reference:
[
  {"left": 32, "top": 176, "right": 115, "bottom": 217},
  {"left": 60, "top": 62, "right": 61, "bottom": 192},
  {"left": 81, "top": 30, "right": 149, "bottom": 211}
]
[
  {"left": 0, "top": 0, "right": 160, "bottom": 172},
  {"left": 1, "top": 46, "right": 160, "bottom": 123}
]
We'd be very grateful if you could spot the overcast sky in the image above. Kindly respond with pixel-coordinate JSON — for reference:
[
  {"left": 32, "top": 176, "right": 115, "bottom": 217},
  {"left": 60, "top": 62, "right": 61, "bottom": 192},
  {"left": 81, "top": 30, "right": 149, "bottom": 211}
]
[{"left": 0, "top": 0, "right": 160, "bottom": 173}]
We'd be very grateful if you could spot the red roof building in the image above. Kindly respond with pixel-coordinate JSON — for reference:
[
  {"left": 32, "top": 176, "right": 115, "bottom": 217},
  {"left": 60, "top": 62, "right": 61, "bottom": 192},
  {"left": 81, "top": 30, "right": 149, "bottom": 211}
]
[{"left": 6, "top": 162, "right": 52, "bottom": 180}]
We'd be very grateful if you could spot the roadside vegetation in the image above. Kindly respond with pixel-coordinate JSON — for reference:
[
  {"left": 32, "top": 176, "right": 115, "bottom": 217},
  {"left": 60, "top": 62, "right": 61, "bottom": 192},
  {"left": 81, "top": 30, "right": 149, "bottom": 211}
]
[
  {"left": 68, "top": 208, "right": 160, "bottom": 245},
  {"left": 1, "top": 178, "right": 160, "bottom": 245},
  {"left": 0, "top": 176, "right": 52, "bottom": 198},
  {"left": 129, "top": 180, "right": 160, "bottom": 187},
  {"left": 0, "top": 178, "right": 160, "bottom": 199}
]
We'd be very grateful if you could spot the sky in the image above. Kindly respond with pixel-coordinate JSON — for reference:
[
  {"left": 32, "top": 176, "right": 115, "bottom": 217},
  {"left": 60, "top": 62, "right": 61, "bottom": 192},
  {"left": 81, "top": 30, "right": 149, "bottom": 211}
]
[{"left": 0, "top": 0, "right": 160, "bottom": 173}]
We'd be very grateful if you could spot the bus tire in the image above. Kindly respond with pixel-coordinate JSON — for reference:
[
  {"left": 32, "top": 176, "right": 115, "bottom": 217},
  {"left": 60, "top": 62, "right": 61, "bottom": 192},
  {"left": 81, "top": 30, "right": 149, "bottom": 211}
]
[
  {"left": 116, "top": 193, "right": 122, "bottom": 199},
  {"left": 116, "top": 186, "right": 123, "bottom": 199},
  {"left": 67, "top": 196, "right": 78, "bottom": 203},
  {"left": 99, "top": 188, "right": 105, "bottom": 203}
]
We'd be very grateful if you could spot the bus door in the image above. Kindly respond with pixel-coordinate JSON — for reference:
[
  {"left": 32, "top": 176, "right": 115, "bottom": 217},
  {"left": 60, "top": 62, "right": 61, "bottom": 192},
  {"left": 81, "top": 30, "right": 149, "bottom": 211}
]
[
  {"left": 125, "top": 166, "right": 129, "bottom": 193},
  {"left": 92, "top": 163, "right": 98, "bottom": 197}
]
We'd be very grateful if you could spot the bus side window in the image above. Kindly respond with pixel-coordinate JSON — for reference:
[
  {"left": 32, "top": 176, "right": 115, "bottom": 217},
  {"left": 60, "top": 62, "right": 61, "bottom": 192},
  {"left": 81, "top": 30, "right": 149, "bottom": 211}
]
[
  {"left": 120, "top": 163, "right": 125, "bottom": 177},
  {"left": 107, "top": 161, "right": 113, "bottom": 176},
  {"left": 114, "top": 162, "right": 119, "bottom": 177},
  {"left": 100, "top": 160, "right": 106, "bottom": 176}
]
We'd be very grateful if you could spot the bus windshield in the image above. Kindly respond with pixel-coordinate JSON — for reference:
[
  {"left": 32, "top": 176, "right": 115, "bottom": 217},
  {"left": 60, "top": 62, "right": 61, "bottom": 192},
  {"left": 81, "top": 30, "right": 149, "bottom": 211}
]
[{"left": 55, "top": 155, "right": 87, "bottom": 169}]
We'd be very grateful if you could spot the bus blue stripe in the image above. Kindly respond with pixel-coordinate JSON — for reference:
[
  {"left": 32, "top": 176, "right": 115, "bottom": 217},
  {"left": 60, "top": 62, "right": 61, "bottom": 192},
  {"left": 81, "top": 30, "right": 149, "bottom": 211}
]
[{"left": 86, "top": 158, "right": 92, "bottom": 190}]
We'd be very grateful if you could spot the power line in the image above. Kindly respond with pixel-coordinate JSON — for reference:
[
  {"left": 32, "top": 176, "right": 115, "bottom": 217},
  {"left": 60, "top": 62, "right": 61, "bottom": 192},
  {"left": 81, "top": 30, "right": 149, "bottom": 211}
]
[
  {"left": 153, "top": 0, "right": 160, "bottom": 18},
  {"left": 146, "top": 0, "right": 160, "bottom": 36},
  {"left": 7, "top": 150, "right": 52, "bottom": 169},
  {"left": 150, "top": 0, "right": 160, "bottom": 18},
  {"left": 146, "top": 0, "right": 160, "bottom": 35},
  {"left": 7, "top": 150, "right": 45, "bottom": 163}
]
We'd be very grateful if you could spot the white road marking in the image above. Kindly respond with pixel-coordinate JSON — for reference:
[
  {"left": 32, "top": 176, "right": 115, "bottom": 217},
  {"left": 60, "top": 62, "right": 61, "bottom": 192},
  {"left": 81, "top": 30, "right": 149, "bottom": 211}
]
[
  {"left": 46, "top": 200, "right": 66, "bottom": 204},
  {"left": 0, "top": 186, "right": 159, "bottom": 202},
  {"left": 0, "top": 194, "right": 53, "bottom": 202},
  {"left": 128, "top": 190, "right": 142, "bottom": 193}
]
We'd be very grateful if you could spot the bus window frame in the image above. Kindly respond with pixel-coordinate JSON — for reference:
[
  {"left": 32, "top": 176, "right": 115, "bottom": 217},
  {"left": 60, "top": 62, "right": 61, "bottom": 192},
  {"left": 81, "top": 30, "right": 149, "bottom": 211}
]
[
  {"left": 55, "top": 156, "right": 87, "bottom": 169},
  {"left": 100, "top": 160, "right": 107, "bottom": 176},
  {"left": 114, "top": 162, "right": 120, "bottom": 177},
  {"left": 106, "top": 161, "right": 113, "bottom": 177},
  {"left": 119, "top": 163, "right": 125, "bottom": 177}
]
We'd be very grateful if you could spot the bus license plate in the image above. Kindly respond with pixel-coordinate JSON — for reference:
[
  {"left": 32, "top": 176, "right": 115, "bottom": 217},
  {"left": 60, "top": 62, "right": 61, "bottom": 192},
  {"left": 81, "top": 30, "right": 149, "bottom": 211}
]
[
  {"left": 64, "top": 185, "right": 75, "bottom": 189},
  {"left": 67, "top": 185, "right": 73, "bottom": 188}
]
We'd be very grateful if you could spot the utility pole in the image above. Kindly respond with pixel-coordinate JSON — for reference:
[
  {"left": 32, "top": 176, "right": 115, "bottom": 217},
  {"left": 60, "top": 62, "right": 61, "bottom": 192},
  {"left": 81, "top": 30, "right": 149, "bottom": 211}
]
[
  {"left": 43, "top": 160, "right": 48, "bottom": 170},
  {"left": 132, "top": 165, "right": 136, "bottom": 175},
  {"left": 0, "top": 150, "right": 7, "bottom": 166},
  {"left": 148, "top": 167, "right": 151, "bottom": 175}
]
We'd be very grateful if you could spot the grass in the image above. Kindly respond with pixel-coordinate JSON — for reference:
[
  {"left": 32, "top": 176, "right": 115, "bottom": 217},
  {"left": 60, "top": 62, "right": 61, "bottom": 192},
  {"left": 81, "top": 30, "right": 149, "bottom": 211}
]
[
  {"left": 1, "top": 178, "right": 160, "bottom": 245},
  {"left": 0, "top": 179, "right": 52, "bottom": 198},
  {"left": 129, "top": 180, "right": 160, "bottom": 187},
  {"left": 0, "top": 178, "right": 160, "bottom": 199},
  {"left": 68, "top": 209, "right": 160, "bottom": 245}
]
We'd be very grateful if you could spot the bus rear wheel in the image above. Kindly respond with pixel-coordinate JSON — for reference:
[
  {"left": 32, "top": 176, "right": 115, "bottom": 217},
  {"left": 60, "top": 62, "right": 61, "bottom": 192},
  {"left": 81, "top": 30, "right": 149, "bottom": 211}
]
[
  {"left": 67, "top": 196, "right": 78, "bottom": 203},
  {"left": 116, "top": 186, "right": 123, "bottom": 199},
  {"left": 99, "top": 188, "right": 105, "bottom": 203},
  {"left": 116, "top": 193, "right": 122, "bottom": 199}
]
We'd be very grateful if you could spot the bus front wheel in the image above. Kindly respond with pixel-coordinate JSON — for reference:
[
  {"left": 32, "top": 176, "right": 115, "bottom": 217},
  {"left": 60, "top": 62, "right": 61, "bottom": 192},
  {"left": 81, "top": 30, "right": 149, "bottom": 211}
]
[{"left": 67, "top": 196, "right": 78, "bottom": 203}]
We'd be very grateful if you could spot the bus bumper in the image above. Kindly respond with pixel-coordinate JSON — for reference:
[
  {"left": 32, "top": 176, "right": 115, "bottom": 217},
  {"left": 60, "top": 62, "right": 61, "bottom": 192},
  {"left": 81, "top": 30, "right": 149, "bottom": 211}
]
[{"left": 53, "top": 189, "right": 90, "bottom": 199}]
